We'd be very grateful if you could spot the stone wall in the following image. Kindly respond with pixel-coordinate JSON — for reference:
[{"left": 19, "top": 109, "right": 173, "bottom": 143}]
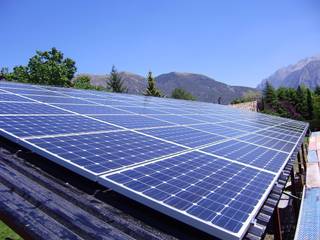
[{"left": 229, "top": 100, "right": 257, "bottom": 112}]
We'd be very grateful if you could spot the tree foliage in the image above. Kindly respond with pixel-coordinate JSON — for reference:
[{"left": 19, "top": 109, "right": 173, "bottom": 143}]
[
  {"left": 144, "top": 71, "right": 162, "bottom": 97},
  {"left": 307, "top": 88, "right": 314, "bottom": 120},
  {"left": 73, "top": 75, "right": 92, "bottom": 89},
  {"left": 260, "top": 83, "right": 320, "bottom": 129},
  {"left": 171, "top": 88, "right": 196, "bottom": 100},
  {"left": 2, "top": 48, "right": 76, "bottom": 86},
  {"left": 263, "top": 81, "right": 278, "bottom": 106},
  {"left": 315, "top": 86, "right": 320, "bottom": 96},
  {"left": 0, "top": 67, "right": 10, "bottom": 80},
  {"left": 107, "top": 65, "right": 127, "bottom": 93}
]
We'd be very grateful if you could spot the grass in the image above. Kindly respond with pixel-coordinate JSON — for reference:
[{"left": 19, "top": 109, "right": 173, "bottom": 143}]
[{"left": 0, "top": 220, "right": 22, "bottom": 240}]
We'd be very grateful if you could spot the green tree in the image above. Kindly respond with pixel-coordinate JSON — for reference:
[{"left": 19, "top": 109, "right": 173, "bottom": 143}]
[
  {"left": 73, "top": 75, "right": 92, "bottom": 89},
  {"left": 315, "top": 86, "right": 320, "bottom": 96},
  {"left": 306, "top": 88, "right": 314, "bottom": 120},
  {"left": 27, "top": 47, "right": 76, "bottom": 86},
  {"left": 296, "top": 85, "right": 308, "bottom": 118},
  {"left": 12, "top": 66, "right": 29, "bottom": 82},
  {"left": 6, "top": 48, "right": 76, "bottom": 86},
  {"left": 263, "top": 82, "right": 278, "bottom": 106},
  {"left": 171, "top": 88, "right": 196, "bottom": 100},
  {"left": 0, "top": 67, "right": 10, "bottom": 80},
  {"left": 107, "top": 65, "right": 127, "bottom": 93},
  {"left": 144, "top": 71, "right": 162, "bottom": 97}
]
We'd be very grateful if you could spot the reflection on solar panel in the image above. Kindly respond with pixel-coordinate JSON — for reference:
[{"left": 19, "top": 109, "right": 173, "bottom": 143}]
[{"left": 0, "top": 81, "right": 308, "bottom": 239}]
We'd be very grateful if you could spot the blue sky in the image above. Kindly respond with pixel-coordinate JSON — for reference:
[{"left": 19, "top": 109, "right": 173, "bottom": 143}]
[{"left": 1, "top": 0, "right": 319, "bottom": 87}]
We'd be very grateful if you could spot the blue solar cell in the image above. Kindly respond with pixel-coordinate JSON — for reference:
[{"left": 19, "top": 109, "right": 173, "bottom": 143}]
[
  {"left": 0, "top": 93, "right": 33, "bottom": 102},
  {"left": 0, "top": 102, "right": 69, "bottom": 115},
  {"left": 201, "top": 140, "right": 289, "bottom": 172},
  {"left": 28, "top": 131, "right": 186, "bottom": 174},
  {"left": 191, "top": 124, "right": 247, "bottom": 138},
  {"left": 102, "top": 151, "right": 274, "bottom": 236},
  {"left": 254, "top": 129, "right": 299, "bottom": 143},
  {"left": 238, "top": 134, "right": 296, "bottom": 153},
  {"left": 26, "top": 95, "right": 91, "bottom": 104},
  {"left": 150, "top": 114, "right": 204, "bottom": 125},
  {"left": 115, "top": 106, "right": 168, "bottom": 114},
  {"left": 85, "top": 98, "right": 137, "bottom": 106},
  {"left": 1, "top": 88, "right": 65, "bottom": 96},
  {"left": 140, "top": 126, "right": 226, "bottom": 147},
  {"left": 55, "top": 104, "right": 128, "bottom": 114},
  {"left": 218, "top": 122, "right": 261, "bottom": 132},
  {"left": 91, "top": 114, "right": 173, "bottom": 129},
  {"left": 0, "top": 115, "right": 119, "bottom": 137},
  {"left": 267, "top": 126, "right": 301, "bottom": 136}
]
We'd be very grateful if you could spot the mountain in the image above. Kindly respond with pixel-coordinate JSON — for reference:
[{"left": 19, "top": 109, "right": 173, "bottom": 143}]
[
  {"left": 76, "top": 72, "right": 147, "bottom": 94},
  {"left": 257, "top": 55, "right": 320, "bottom": 90},
  {"left": 155, "top": 72, "right": 256, "bottom": 104},
  {"left": 79, "top": 72, "right": 257, "bottom": 104}
]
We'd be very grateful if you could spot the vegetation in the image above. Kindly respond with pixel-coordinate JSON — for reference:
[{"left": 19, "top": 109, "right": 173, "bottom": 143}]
[
  {"left": 1, "top": 48, "right": 76, "bottom": 86},
  {"left": 144, "top": 71, "right": 162, "bottom": 97},
  {"left": 0, "top": 220, "right": 22, "bottom": 240},
  {"left": 107, "top": 65, "right": 127, "bottom": 93},
  {"left": 230, "top": 90, "right": 260, "bottom": 104},
  {"left": 171, "top": 88, "right": 196, "bottom": 100},
  {"left": 73, "top": 75, "right": 104, "bottom": 90},
  {"left": 260, "top": 82, "right": 320, "bottom": 130}
]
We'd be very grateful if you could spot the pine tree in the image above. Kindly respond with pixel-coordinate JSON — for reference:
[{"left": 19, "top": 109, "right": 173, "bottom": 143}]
[
  {"left": 315, "top": 86, "right": 320, "bottom": 96},
  {"left": 144, "top": 71, "right": 162, "bottom": 97},
  {"left": 296, "top": 85, "right": 308, "bottom": 118},
  {"left": 107, "top": 65, "right": 127, "bottom": 93},
  {"left": 306, "top": 88, "right": 314, "bottom": 119},
  {"left": 263, "top": 82, "right": 278, "bottom": 107}
]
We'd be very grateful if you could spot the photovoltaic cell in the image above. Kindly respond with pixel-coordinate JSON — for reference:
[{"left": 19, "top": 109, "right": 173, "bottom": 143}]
[
  {"left": 0, "top": 115, "right": 119, "bottom": 138},
  {"left": 0, "top": 102, "right": 69, "bottom": 115},
  {"left": 26, "top": 95, "right": 91, "bottom": 104},
  {"left": 102, "top": 151, "right": 274, "bottom": 236},
  {"left": 237, "top": 134, "right": 296, "bottom": 153},
  {"left": 0, "top": 93, "right": 33, "bottom": 102},
  {"left": 91, "top": 114, "right": 174, "bottom": 129},
  {"left": 150, "top": 114, "right": 204, "bottom": 125},
  {"left": 28, "top": 131, "right": 186, "bottom": 174},
  {"left": 191, "top": 124, "right": 247, "bottom": 138},
  {"left": 140, "top": 126, "right": 226, "bottom": 147},
  {"left": 201, "top": 139, "right": 289, "bottom": 173},
  {"left": 0, "top": 88, "right": 64, "bottom": 96},
  {"left": 54, "top": 104, "right": 129, "bottom": 114},
  {"left": 254, "top": 129, "right": 299, "bottom": 143}
]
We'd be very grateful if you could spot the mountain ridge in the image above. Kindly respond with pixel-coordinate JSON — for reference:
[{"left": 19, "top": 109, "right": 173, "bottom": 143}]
[
  {"left": 75, "top": 71, "right": 257, "bottom": 104},
  {"left": 257, "top": 55, "right": 320, "bottom": 89}
]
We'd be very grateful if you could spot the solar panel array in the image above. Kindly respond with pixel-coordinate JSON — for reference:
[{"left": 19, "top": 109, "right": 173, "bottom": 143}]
[{"left": 0, "top": 81, "right": 308, "bottom": 240}]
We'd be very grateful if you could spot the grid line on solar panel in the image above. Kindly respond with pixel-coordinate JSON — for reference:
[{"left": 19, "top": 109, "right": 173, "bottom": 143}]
[
  {"left": 25, "top": 95, "right": 94, "bottom": 104},
  {"left": 0, "top": 93, "right": 35, "bottom": 102},
  {"left": 0, "top": 102, "right": 70, "bottom": 115},
  {"left": 0, "top": 87, "right": 66, "bottom": 96},
  {"left": 200, "top": 139, "right": 289, "bottom": 173},
  {"left": 27, "top": 131, "right": 187, "bottom": 174},
  {"left": 89, "top": 114, "right": 175, "bottom": 129},
  {"left": 139, "top": 126, "right": 226, "bottom": 148},
  {"left": 100, "top": 151, "right": 275, "bottom": 239},
  {"left": 237, "top": 133, "right": 296, "bottom": 153},
  {"left": 0, "top": 115, "right": 121, "bottom": 138}
]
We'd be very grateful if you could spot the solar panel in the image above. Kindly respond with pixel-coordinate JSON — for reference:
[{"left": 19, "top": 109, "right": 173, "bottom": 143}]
[
  {"left": 100, "top": 151, "right": 275, "bottom": 239},
  {"left": 0, "top": 81, "right": 308, "bottom": 240},
  {"left": 28, "top": 131, "right": 186, "bottom": 175}
]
